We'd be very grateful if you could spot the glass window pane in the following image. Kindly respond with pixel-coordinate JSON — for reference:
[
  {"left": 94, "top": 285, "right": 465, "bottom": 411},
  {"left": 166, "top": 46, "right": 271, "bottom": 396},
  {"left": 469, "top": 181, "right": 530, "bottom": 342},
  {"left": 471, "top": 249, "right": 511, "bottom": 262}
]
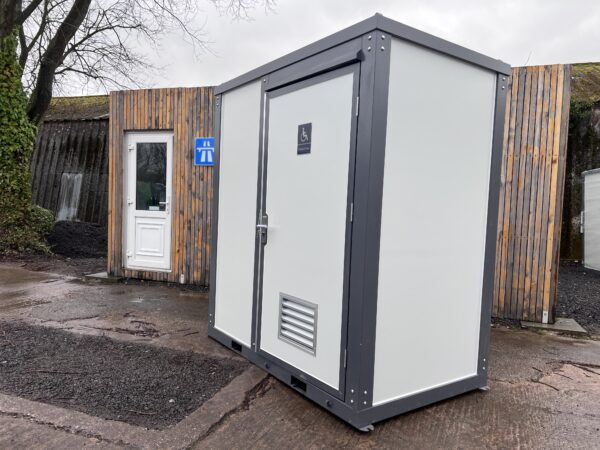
[{"left": 136, "top": 142, "right": 167, "bottom": 211}]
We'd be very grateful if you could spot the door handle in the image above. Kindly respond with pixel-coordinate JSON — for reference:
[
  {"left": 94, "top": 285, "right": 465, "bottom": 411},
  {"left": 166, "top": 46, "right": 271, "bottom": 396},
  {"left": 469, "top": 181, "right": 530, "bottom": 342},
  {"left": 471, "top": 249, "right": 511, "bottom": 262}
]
[{"left": 159, "top": 197, "right": 170, "bottom": 213}]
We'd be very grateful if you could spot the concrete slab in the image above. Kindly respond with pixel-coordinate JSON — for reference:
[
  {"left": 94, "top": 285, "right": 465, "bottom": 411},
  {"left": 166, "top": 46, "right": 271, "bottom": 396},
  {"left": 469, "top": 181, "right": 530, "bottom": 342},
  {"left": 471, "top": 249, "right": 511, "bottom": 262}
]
[
  {"left": 521, "top": 317, "right": 589, "bottom": 336},
  {"left": 84, "top": 271, "right": 123, "bottom": 283}
]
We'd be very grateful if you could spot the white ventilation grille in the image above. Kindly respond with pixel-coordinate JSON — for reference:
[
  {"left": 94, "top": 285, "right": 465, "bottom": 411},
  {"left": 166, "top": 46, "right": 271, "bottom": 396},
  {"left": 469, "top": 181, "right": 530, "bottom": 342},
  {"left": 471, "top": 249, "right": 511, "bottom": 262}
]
[{"left": 278, "top": 294, "right": 317, "bottom": 355}]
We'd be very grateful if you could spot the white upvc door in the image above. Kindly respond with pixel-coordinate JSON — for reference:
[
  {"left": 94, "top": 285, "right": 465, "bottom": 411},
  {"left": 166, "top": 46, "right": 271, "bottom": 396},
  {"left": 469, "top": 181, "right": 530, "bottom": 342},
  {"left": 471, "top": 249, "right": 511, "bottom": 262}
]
[{"left": 125, "top": 131, "right": 173, "bottom": 271}]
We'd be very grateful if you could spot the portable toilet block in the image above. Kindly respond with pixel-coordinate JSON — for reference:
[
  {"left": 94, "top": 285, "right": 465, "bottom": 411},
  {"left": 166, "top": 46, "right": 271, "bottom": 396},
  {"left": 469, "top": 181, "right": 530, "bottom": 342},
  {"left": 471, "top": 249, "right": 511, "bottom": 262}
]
[
  {"left": 208, "top": 13, "right": 511, "bottom": 430},
  {"left": 582, "top": 169, "right": 600, "bottom": 271}
]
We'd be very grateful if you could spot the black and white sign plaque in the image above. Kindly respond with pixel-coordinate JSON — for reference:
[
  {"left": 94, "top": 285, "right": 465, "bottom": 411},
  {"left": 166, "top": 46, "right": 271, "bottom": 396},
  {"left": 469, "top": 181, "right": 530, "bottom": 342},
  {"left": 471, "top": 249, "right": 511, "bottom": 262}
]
[{"left": 297, "top": 123, "right": 312, "bottom": 155}]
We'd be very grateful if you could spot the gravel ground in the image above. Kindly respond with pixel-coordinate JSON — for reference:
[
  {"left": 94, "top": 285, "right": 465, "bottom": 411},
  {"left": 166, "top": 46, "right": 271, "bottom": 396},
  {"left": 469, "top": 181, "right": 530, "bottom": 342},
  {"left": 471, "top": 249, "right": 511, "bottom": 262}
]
[
  {"left": 558, "top": 262, "right": 600, "bottom": 334},
  {"left": 48, "top": 221, "right": 107, "bottom": 258},
  {"left": 1, "top": 221, "right": 107, "bottom": 277},
  {"left": 0, "top": 322, "right": 247, "bottom": 429}
]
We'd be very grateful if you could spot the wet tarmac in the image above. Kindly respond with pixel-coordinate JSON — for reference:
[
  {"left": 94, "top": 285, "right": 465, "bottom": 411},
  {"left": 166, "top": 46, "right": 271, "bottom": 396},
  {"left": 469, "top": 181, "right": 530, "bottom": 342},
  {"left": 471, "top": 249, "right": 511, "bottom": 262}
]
[{"left": 0, "top": 264, "right": 599, "bottom": 449}]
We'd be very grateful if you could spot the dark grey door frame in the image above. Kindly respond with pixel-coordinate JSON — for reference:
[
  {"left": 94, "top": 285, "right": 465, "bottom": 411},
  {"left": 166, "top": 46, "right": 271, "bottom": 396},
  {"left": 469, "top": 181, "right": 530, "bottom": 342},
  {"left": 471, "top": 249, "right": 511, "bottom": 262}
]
[{"left": 253, "top": 62, "right": 362, "bottom": 401}]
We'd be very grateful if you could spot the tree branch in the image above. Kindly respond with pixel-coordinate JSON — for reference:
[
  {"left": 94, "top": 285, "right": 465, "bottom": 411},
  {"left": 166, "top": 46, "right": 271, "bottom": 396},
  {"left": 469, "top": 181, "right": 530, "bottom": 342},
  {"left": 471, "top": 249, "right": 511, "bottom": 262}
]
[{"left": 17, "top": 0, "right": 44, "bottom": 24}]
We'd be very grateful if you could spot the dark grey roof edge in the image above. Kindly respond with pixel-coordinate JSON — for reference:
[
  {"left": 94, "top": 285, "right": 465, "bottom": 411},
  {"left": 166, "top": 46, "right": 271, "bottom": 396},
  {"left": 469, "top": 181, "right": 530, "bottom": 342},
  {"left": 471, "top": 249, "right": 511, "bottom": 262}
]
[
  {"left": 215, "top": 13, "right": 511, "bottom": 94},
  {"left": 582, "top": 168, "right": 600, "bottom": 177},
  {"left": 43, "top": 114, "right": 109, "bottom": 123},
  {"left": 375, "top": 14, "right": 511, "bottom": 75},
  {"left": 215, "top": 15, "right": 377, "bottom": 94}
]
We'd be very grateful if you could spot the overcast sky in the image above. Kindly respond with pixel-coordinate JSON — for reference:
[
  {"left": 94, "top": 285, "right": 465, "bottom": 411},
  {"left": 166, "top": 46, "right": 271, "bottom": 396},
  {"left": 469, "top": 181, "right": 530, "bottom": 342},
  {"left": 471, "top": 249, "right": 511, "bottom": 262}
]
[{"left": 94, "top": 0, "right": 600, "bottom": 93}]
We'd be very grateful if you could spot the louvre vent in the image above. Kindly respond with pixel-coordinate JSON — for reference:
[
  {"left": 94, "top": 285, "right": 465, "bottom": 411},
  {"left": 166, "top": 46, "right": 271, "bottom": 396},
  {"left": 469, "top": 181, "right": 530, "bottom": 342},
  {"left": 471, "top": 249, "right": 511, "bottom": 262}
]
[{"left": 278, "top": 294, "right": 317, "bottom": 355}]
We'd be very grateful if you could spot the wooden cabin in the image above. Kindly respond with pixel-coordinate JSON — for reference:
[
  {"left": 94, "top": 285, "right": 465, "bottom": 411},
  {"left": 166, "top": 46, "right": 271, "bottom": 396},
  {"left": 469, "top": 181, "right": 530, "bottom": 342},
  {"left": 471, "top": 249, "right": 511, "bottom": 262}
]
[{"left": 107, "top": 88, "right": 214, "bottom": 286}]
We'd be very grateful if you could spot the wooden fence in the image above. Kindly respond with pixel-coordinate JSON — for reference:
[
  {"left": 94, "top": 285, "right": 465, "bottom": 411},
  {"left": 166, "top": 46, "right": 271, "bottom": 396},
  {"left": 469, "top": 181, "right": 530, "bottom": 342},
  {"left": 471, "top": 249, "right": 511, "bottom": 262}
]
[
  {"left": 31, "top": 119, "right": 108, "bottom": 224},
  {"left": 493, "top": 65, "right": 571, "bottom": 323},
  {"left": 107, "top": 87, "right": 214, "bottom": 286}
]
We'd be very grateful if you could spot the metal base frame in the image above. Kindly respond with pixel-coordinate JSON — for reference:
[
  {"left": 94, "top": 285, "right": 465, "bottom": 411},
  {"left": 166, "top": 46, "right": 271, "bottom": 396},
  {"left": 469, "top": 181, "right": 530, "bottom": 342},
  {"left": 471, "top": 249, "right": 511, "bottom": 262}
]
[
  {"left": 209, "top": 13, "right": 510, "bottom": 431},
  {"left": 209, "top": 326, "right": 487, "bottom": 430}
]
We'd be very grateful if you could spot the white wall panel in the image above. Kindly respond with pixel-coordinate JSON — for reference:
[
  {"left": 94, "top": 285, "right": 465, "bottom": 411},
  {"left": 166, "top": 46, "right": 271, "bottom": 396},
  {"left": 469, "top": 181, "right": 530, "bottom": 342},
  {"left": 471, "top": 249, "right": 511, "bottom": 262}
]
[
  {"left": 584, "top": 170, "right": 600, "bottom": 271},
  {"left": 214, "top": 80, "right": 262, "bottom": 347},
  {"left": 373, "top": 38, "right": 497, "bottom": 405}
]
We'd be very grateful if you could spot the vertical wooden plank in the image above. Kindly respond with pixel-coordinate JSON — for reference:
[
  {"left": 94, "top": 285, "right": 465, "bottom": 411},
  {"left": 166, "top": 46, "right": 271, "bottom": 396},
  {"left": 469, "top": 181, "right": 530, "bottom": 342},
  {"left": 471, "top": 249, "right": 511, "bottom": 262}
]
[
  {"left": 107, "top": 93, "right": 115, "bottom": 274},
  {"left": 197, "top": 88, "right": 206, "bottom": 285},
  {"left": 186, "top": 89, "right": 194, "bottom": 283},
  {"left": 530, "top": 66, "right": 551, "bottom": 321},
  {"left": 549, "top": 65, "right": 571, "bottom": 317},
  {"left": 542, "top": 65, "right": 566, "bottom": 322},
  {"left": 173, "top": 88, "right": 182, "bottom": 283},
  {"left": 190, "top": 89, "right": 198, "bottom": 283},
  {"left": 504, "top": 68, "right": 526, "bottom": 318},
  {"left": 516, "top": 67, "right": 538, "bottom": 319},
  {"left": 524, "top": 66, "right": 545, "bottom": 320},
  {"left": 116, "top": 91, "right": 125, "bottom": 276},
  {"left": 511, "top": 67, "right": 532, "bottom": 318},
  {"left": 535, "top": 65, "right": 558, "bottom": 322},
  {"left": 182, "top": 88, "right": 190, "bottom": 283}
]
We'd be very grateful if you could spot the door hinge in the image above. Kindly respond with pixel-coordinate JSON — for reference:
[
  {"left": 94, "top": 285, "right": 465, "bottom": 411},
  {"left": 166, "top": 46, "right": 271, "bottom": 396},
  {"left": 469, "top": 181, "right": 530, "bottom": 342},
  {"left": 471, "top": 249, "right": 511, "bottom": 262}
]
[
  {"left": 580, "top": 211, "right": 584, "bottom": 233},
  {"left": 344, "top": 349, "right": 347, "bottom": 368},
  {"left": 126, "top": 250, "right": 132, "bottom": 257},
  {"left": 355, "top": 96, "right": 359, "bottom": 117},
  {"left": 349, "top": 202, "right": 354, "bottom": 222},
  {"left": 128, "top": 144, "right": 134, "bottom": 152}
]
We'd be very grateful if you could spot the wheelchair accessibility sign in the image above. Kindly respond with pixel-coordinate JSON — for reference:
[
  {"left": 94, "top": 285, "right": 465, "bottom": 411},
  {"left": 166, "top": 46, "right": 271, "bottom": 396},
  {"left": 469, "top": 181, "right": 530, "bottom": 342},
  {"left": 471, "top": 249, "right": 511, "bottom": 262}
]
[
  {"left": 195, "top": 137, "right": 215, "bottom": 166},
  {"left": 297, "top": 123, "right": 312, "bottom": 155}
]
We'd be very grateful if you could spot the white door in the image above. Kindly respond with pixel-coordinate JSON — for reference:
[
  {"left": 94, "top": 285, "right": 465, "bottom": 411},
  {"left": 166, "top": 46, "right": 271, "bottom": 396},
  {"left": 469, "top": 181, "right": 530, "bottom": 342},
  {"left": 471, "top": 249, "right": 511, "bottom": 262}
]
[
  {"left": 584, "top": 170, "right": 600, "bottom": 271},
  {"left": 258, "top": 66, "right": 358, "bottom": 393},
  {"left": 125, "top": 132, "right": 173, "bottom": 271}
]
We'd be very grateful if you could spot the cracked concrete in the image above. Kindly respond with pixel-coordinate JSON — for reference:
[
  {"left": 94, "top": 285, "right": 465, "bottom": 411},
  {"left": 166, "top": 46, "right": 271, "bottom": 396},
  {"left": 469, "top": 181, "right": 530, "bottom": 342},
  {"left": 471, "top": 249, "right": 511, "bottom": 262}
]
[
  {"left": 194, "top": 330, "right": 600, "bottom": 449},
  {"left": 1, "top": 264, "right": 599, "bottom": 449}
]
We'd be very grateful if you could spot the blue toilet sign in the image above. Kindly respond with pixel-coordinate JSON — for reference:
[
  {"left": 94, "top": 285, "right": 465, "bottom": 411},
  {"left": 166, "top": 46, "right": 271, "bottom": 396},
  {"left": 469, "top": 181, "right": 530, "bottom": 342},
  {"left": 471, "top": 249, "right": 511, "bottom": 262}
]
[{"left": 195, "top": 137, "right": 215, "bottom": 166}]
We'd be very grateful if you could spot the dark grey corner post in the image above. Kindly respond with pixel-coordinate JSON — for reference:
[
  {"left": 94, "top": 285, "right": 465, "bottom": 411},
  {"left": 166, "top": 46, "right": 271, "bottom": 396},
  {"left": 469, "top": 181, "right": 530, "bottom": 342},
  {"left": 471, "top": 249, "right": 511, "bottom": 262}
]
[
  {"left": 477, "top": 73, "right": 509, "bottom": 384},
  {"left": 345, "top": 29, "right": 392, "bottom": 416},
  {"left": 208, "top": 93, "right": 222, "bottom": 330}
]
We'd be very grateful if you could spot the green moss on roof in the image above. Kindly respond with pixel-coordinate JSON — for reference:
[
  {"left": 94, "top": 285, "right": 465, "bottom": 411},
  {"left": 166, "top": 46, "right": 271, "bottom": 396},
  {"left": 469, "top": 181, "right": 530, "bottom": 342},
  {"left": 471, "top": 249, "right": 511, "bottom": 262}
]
[
  {"left": 43, "top": 95, "right": 109, "bottom": 122},
  {"left": 571, "top": 63, "right": 600, "bottom": 103}
]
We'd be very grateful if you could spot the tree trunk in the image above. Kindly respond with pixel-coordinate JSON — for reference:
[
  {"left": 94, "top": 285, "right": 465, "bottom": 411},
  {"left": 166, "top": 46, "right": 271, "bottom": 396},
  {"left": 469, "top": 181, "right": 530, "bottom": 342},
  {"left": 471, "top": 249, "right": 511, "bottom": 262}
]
[
  {"left": 27, "top": 0, "right": 92, "bottom": 124},
  {"left": 0, "top": 0, "right": 20, "bottom": 39}
]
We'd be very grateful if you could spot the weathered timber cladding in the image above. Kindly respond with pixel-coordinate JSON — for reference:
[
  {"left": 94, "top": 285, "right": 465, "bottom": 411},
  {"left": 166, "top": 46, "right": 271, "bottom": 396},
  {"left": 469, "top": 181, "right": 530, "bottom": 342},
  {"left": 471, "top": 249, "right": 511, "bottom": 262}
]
[
  {"left": 107, "top": 88, "right": 214, "bottom": 286},
  {"left": 31, "top": 119, "right": 109, "bottom": 224},
  {"left": 493, "top": 65, "right": 571, "bottom": 322}
]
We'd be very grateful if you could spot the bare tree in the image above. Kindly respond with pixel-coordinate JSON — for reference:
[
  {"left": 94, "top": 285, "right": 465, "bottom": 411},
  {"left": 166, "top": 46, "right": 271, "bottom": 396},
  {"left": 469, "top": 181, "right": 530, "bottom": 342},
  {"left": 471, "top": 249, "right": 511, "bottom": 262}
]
[{"left": 4, "top": 0, "right": 274, "bottom": 124}]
